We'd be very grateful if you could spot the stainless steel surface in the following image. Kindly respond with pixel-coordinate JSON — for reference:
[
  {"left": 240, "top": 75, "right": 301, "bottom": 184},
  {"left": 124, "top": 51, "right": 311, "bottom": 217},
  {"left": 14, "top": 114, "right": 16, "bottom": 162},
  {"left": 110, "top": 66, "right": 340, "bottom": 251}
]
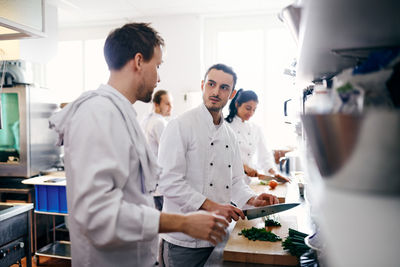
[
  {"left": 301, "top": 111, "right": 400, "bottom": 194},
  {"left": 243, "top": 203, "right": 300, "bottom": 220},
  {"left": 301, "top": 114, "right": 362, "bottom": 177},
  {"left": 278, "top": 4, "right": 301, "bottom": 44},
  {"left": 35, "top": 241, "right": 71, "bottom": 260},
  {"left": 0, "top": 202, "right": 33, "bottom": 221},
  {"left": 0, "top": 84, "right": 60, "bottom": 177}
]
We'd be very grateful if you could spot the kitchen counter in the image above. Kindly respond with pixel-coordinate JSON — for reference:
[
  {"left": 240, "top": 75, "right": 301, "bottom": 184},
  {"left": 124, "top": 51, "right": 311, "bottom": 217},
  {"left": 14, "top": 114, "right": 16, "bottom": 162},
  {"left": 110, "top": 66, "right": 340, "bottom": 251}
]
[
  {"left": 205, "top": 180, "right": 312, "bottom": 267},
  {"left": 0, "top": 202, "right": 33, "bottom": 222}
]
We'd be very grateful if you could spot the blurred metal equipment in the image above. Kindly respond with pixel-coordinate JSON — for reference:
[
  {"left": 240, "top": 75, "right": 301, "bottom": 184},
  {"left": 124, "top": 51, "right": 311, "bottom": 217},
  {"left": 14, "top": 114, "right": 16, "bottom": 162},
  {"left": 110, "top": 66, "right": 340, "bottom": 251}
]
[
  {"left": 0, "top": 60, "right": 60, "bottom": 177},
  {"left": 302, "top": 111, "right": 400, "bottom": 194},
  {"left": 278, "top": 4, "right": 302, "bottom": 44}
]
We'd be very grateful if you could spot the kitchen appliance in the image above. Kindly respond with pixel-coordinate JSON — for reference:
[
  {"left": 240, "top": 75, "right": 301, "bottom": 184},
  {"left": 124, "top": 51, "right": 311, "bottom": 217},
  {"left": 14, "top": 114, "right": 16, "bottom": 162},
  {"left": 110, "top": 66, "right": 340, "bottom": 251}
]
[
  {"left": 0, "top": 60, "right": 60, "bottom": 177},
  {"left": 0, "top": 202, "right": 33, "bottom": 267},
  {"left": 243, "top": 203, "right": 300, "bottom": 220}
]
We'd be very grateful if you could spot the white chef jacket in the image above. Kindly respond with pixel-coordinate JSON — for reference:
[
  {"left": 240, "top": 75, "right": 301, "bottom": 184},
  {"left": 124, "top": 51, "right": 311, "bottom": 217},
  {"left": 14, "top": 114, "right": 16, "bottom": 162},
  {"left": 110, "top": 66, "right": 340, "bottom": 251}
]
[
  {"left": 158, "top": 104, "right": 256, "bottom": 248},
  {"left": 49, "top": 84, "right": 160, "bottom": 267},
  {"left": 228, "top": 116, "right": 276, "bottom": 174},
  {"left": 141, "top": 112, "right": 168, "bottom": 157}
]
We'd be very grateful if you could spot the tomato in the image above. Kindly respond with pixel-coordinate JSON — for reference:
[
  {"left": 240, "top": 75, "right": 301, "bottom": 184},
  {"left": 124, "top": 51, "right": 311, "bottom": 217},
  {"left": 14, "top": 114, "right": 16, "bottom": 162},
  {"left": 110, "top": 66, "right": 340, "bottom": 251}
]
[{"left": 269, "top": 180, "right": 278, "bottom": 190}]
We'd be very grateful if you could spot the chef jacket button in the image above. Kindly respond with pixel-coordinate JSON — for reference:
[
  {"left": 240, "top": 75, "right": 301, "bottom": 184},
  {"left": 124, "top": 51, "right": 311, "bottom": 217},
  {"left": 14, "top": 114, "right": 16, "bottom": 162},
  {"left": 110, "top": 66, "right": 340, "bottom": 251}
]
[
  {"left": 248, "top": 132, "right": 251, "bottom": 135},
  {"left": 226, "top": 145, "right": 229, "bottom": 148},
  {"left": 210, "top": 183, "right": 213, "bottom": 186},
  {"left": 228, "top": 165, "right": 231, "bottom": 168},
  {"left": 226, "top": 185, "right": 229, "bottom": 189},
  {"left": 210, "top": 162, "right": 213, "bottom": 166},
  {"left": 211, "top": 142, "right": 214, "bottom": 146},
  {"left": 238, "top": 131, "right": 240, "bottom": 134},
  {"left": 248, "top": 153, "right": 250, "bottom": 156},
  {"left": 249, "top": 143, "right": 252, "bottom": 146}
]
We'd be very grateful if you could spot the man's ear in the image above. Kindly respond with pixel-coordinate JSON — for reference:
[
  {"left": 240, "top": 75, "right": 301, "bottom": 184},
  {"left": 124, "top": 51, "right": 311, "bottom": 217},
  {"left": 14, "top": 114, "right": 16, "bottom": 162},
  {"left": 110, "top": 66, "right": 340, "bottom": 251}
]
[
  {"left": 201, "top": 80, "right": 205, "bottom": 92},
  {"left": 229, "top": 89, "right": 237, "bottom": 100},
  {"left": 132, "top": 53, "right": 143, "bottom": 71}
]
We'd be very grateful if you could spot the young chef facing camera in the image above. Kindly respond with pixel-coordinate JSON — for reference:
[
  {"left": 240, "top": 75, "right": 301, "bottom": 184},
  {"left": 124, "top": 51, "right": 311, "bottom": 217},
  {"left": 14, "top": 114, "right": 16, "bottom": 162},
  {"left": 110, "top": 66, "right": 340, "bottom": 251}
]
[
  {"left": 49, "top": 23, "right": 228, "bottom": 267},
  {"left": 158, "top": 63, "right": 279, "bottom": 267}
]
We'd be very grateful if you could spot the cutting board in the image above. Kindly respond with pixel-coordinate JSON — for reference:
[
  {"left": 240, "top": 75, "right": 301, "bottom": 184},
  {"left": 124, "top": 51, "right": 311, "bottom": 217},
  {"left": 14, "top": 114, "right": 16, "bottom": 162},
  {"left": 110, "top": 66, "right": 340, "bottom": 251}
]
[
  {"left": 223, "top": 216, "right": 298, "bottom": 265},
  {"left": 249, "top": 179, "right": 288, "bottom": 203}
]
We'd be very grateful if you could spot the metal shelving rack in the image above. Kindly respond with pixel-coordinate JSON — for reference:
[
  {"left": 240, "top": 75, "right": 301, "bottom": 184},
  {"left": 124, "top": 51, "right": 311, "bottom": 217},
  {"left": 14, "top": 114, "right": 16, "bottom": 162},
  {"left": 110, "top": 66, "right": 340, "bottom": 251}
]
[
  {"left": 33, "top": 211, "right": 70, "bottom": 264},
  {"left": 22, "top": 173, "right": 71, "bottom": 265}
]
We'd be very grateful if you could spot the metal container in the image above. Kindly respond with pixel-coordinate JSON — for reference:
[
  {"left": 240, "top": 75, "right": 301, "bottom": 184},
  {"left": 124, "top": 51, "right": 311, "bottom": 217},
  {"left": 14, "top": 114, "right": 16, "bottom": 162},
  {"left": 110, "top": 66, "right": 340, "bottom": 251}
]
[{"left": 301, "top": 110, "right": 400, "bottom": 194}]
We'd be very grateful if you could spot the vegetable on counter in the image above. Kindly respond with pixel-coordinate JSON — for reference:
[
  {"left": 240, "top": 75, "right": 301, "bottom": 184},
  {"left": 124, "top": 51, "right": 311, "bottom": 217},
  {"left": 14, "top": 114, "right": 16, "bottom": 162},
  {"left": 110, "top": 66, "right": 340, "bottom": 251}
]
[
  {"left": 259, "top": 179, "right": 278, "bottom": 190},
  {"left": 268, "top": 180, "right": 278, "bottom": 189},
  {"left": 239, "top": 227, "right": 282, "bottom": 242},
  {"left": 264, "top": 216, "right": 281, "bottom": 227},
  {"left": 282, "top": 228, "right": 310, "bottom": 257}
]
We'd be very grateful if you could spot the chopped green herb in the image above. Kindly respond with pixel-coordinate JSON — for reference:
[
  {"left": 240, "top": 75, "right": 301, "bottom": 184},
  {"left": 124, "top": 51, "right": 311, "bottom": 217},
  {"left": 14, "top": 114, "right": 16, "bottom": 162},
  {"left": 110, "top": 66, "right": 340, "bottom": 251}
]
[
  {"left": 265, "top": 216, "right": 281, "bottom": 227},
  {"left": 239, "top": 227, "right": 281, "bottom": 242}
]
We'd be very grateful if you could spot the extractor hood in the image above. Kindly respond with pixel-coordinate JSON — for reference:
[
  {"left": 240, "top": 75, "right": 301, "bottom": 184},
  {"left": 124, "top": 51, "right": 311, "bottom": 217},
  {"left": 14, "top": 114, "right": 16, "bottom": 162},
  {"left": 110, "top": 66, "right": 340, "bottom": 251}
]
[{"left": 0, "top": 0, "right": 46, "bottom": 40}]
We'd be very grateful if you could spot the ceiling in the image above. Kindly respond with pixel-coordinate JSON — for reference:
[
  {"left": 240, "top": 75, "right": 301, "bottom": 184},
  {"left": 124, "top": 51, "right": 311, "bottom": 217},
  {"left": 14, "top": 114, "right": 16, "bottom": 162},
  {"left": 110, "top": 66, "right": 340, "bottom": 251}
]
[{"left": 53, "top": 0, "right": 294, "bottom": 28}]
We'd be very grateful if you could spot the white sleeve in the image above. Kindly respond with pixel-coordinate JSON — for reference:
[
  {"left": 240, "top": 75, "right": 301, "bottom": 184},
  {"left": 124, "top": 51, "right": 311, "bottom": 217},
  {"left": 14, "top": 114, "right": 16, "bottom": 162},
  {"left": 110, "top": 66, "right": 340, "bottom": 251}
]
[
  {"left": 231, "top": 140, "right": 257, "bottom": 208},
  {"left": 66, "top": 99, "right": 160, "bottom": 249},
  {"left": 157, "top": 119, "right": 207, "bottom": 213},
  {"left": 151, "top": 119, "right": 166, "bottom": 148},
  {"left": 255, "top": 125, "right": 276, "bottom": 173}
]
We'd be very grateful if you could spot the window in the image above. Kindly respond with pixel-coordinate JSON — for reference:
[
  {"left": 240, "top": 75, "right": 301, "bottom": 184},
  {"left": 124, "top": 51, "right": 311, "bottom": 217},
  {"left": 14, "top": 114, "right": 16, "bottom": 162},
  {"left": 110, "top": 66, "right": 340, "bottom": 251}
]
[{"left": 47, "top": 39, "right": 108, "bottom": 103}]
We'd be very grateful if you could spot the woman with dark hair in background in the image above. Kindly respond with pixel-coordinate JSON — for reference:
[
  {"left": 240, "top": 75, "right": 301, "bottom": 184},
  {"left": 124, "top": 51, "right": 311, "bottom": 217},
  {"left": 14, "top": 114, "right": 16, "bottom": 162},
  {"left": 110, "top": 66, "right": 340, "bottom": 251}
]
[{"left": 226, "top": 89, "right": 290, "bottom": 183}]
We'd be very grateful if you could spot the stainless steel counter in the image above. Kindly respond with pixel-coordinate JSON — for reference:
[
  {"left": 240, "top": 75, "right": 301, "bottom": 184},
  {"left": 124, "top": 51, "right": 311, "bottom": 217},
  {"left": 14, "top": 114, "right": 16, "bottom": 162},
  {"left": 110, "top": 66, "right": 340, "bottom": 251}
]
[{"left": 0, "top": 202, "right": 33, "bottom": 222}]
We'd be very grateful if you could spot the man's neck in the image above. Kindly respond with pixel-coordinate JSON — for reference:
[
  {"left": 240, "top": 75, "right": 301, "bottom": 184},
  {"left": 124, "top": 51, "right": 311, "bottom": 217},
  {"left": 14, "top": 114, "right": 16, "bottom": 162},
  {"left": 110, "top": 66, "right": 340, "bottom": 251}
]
[
  {"left": 108, "top": 70, "right": 137, "bottom": 104},
  {"left": 209, "top": 110, "right": 222, "bottom": 125}
]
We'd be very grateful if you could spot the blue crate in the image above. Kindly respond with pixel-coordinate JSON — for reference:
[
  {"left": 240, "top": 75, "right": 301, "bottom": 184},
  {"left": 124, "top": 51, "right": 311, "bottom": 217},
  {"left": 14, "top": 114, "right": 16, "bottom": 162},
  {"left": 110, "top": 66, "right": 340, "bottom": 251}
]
[{"left": 35, "top": 185, "right": 68, "bottom": 213}]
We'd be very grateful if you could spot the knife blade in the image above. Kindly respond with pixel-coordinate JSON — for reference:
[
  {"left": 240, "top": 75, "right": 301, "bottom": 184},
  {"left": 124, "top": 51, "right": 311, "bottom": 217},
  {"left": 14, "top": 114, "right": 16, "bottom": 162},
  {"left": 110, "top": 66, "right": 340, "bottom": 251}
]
[{"left": 243, "top": 203, "right": 300, "bottom": 220}]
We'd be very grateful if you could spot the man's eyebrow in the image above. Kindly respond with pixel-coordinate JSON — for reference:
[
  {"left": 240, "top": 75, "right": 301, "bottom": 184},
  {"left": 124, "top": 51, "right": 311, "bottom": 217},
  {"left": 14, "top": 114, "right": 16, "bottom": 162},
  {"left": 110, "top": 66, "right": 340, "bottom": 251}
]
[{"left": 207, "top": 79, "right": 216, "bottom": 83}]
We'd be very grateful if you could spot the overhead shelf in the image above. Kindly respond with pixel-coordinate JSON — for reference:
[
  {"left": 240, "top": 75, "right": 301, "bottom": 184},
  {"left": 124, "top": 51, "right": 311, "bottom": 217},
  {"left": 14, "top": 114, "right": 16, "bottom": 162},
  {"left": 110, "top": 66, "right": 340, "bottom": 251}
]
[
  {"left": 0, "top": 0, "right": 46, "bottom": 40},
  {"left": 296, "top": 0, "right": 400, "bottom": 86}
]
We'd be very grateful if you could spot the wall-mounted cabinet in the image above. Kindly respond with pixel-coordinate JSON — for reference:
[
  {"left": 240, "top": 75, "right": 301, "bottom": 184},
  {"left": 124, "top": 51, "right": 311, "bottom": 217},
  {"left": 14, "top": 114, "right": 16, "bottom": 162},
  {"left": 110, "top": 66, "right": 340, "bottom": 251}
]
[
  {"left": 0, "top": 0, "right": 46, "bottom": 40},
  {"left": 296, "top": 0, "right": 400, "bottom": 86}
]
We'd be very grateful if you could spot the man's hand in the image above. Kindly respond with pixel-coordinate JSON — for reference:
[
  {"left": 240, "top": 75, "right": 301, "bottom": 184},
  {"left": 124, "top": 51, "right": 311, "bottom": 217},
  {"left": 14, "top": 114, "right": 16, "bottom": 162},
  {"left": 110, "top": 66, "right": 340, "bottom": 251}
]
[
  {"left": 274, "top": 173, "right": 291, "bottom": 183},
  {"left": 244, "top": 164, "right": 258, "bottom": 177},
  {"left": 201, "top": 199, "right": 245, "bottom": 222},
  {"left": 247, "top": 193, "right": 279, "bottom": 207},
  {"left": 182, "top": 211, "right": 229, "bottom": 245},
  {"left": 159, "top": 211, "right": 229, "bottom": 246}
]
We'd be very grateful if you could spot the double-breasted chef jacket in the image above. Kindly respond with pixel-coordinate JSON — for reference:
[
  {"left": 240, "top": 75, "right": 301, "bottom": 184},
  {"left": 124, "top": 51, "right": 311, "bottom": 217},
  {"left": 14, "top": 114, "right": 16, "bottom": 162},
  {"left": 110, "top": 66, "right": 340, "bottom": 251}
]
[
  {"left": 158, "top": 104, "right": 256, "bottom": 248},
  {"left": 228, "top": 115, "right": 276, "bottom": 174}
]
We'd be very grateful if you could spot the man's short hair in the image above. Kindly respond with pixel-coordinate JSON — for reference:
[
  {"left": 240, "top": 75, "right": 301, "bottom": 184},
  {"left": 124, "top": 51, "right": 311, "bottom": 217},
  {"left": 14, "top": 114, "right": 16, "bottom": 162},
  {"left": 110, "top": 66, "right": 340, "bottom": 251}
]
[
  {"left": 153, "top": 90, "right": 168, "bottom": 105},
  {"left": 204, "top": 63, "right": 237, "bottom": 90},
  {"left": 104, "top": 22, "right": 164, "bottom": 70}
]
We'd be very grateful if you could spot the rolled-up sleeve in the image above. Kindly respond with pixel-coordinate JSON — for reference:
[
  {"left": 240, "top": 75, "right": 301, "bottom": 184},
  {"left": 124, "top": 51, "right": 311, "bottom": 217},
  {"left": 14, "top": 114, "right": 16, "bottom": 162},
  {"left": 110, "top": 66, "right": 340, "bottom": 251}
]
[
  {"left": 157, "top": 119, "right": 206, "bottom": 213},
  {"left": 66, "top": 98, "right": 160, "bottom": 249}
]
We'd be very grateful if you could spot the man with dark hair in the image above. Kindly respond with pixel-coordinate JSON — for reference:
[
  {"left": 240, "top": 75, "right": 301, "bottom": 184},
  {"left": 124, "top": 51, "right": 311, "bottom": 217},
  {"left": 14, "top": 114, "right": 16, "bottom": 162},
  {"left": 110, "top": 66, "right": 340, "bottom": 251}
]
[
  {"left": 141, "top": 89, "right": 172, "bottom": 210},
  {"left": 49, "top": 23, "right": 228, "bottom": 267},
  {"left": 158, "top": 63, "right": 279, "bottom": 266}
]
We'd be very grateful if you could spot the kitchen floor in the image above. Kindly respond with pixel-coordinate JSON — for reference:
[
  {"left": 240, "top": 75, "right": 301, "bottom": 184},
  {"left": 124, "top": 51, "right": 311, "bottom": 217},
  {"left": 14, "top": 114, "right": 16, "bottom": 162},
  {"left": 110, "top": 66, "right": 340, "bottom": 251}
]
[{"left": 10, "top": 256, "right": 71, "bottom": 267}]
